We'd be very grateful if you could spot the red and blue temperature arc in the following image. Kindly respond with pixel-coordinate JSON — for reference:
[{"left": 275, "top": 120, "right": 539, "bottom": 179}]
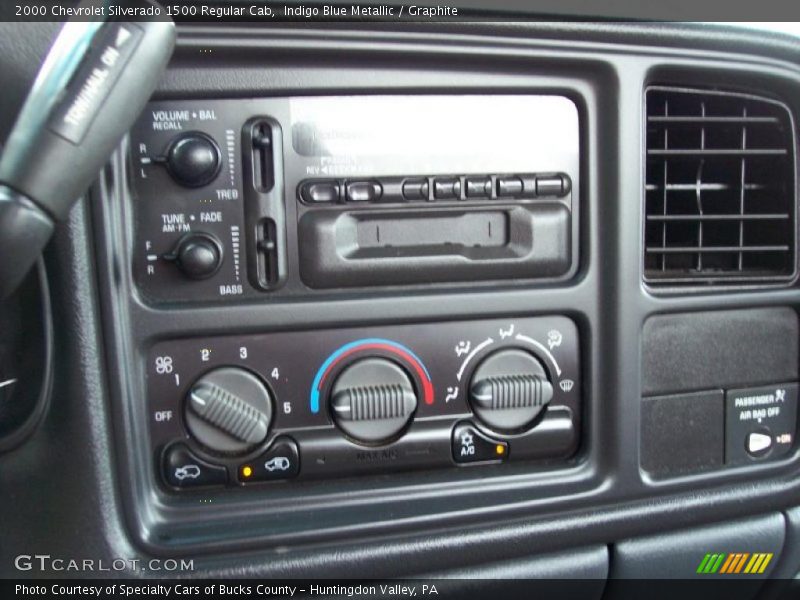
[{"left": 310, "top": 338, "right": 434, "bottom": 414}]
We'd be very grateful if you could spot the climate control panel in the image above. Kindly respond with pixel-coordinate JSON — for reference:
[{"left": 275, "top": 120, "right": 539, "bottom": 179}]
[{"left": 147, "top": 316, "right": 581, "bottom": 490}]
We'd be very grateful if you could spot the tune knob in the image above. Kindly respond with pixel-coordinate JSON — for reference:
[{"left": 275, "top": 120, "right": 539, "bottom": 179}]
[
  {"left": 329, "top": 357, "right": 418, "bottom": 445},
  {"left": 165, "top": 232, "right": 223, "bottom": 280},
  {"left": 164, "top": 132, "right": 221, "bottom": 188},
  {"left": 469, "top": 348, "right": 553, "bottom": 432},
  {"left": 185, "top": 367, "right": 273, "bottom": 455}
]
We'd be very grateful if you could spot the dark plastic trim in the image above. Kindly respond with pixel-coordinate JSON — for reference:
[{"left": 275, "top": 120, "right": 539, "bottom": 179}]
[
  {"left": 0, "top": 258, "right": 53, "bottom": 452},
  {"left": 80, "top": 22, "right": 800, "bottom": 575}
]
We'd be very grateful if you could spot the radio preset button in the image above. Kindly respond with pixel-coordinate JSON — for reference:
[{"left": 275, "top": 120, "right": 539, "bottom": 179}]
[
  {"left": 402, "top": 179, "right": 429, "bottom": 200},
  {"left": 536, "top": 174, "right": 567, "bottom": 197},
  {"left": 497, "top": 176, "right": 523, "bottom": 197},
  {"left": 520, "top": 174, "right": 538, "bottom": 197},
  {"left": 434, "top": 177, "right": 461, "bottom": 199},
  {"left": 465, "top": 177, "right": 492, "bottom": 198},
  {"left": 302, "top": 181, "right": 340, "bottom": 203},
  {"left": 346, "top": 181, "right": 382, "bottom": 202}
]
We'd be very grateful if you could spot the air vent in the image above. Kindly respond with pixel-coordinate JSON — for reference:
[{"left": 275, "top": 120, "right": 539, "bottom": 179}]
[{"left": 645, "top": 86, "right": 797, "bottom": 284}]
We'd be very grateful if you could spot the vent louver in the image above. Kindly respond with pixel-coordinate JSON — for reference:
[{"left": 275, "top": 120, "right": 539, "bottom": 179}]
[{"left": 645, "top": 86, "right": 797, "bottom": 284}]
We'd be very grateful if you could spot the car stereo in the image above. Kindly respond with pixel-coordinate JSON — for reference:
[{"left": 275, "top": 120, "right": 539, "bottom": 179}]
[{"left": 129, "top": 94, "right": 580, "bottom": 302}]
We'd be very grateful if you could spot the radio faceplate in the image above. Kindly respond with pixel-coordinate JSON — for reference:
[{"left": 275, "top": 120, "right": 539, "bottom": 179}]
[
  {"left": 147, "top": 316, "right": 581, "bottom": 490},
  {"left": 129, "top": 95, "right": 580, "bottom": 303}
]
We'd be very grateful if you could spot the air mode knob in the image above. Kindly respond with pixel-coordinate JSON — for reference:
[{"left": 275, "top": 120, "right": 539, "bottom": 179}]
[
  {"left": 185, "top": 367, "right": 273, "bottom": 455},
  {"left": 329, "top": 358, "right": 418, "bottom": 445},
  {"left": 469, "top": 349, "right": 553, "bottom": 432},
  {"left": 165, "top": 132, "right": 221, "bottom": 188}
]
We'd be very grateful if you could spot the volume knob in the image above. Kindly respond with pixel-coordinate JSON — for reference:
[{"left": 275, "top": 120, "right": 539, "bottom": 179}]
[{"left": 165, "top": 132, "right": 221, "bottom": 188}]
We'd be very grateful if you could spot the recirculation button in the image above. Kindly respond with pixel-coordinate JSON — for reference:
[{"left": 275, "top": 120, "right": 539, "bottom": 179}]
[
  {"left": 163, "top": 444, "right": 227, "bottom": 488},
  {"left": 238, "top": 437, "right": 300, "bottom": 483}
]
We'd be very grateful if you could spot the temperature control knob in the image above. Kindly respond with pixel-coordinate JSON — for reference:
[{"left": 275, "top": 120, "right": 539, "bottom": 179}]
[
  {"left": 185, "top": 367, "right": 273, "bottom": 455},
  {"left": 165, "top": 132, "right": 221, "bottom": 188},
  {"left": 329, "top": 358, "right": 418, "bottom": 445},
  {"left": 469, "top": 349, "right": 553, "bottom": 432},
  {"left": 165, "top": 232, "right": 223, "bottom": 280}
]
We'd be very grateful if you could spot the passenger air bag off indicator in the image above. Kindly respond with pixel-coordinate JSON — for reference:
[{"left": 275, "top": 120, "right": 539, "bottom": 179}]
[{"left": 725, "top": 383, "right": 798, "bottom": 464}]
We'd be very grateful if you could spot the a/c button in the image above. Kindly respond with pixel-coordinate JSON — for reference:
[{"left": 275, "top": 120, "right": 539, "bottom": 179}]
[{"left": 452, "top": 422, "right": 508, "bottom": 464}]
